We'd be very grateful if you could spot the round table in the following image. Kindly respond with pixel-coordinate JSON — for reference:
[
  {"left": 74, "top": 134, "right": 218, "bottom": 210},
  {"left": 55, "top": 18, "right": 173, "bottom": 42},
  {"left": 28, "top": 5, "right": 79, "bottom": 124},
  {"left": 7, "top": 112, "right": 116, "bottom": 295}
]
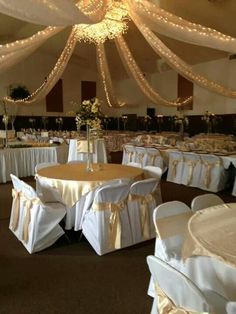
[
  {"left": 182, "top": 203, "right": 236, "bottom": 267},
  {"left": 37, "top": 163, "right": 143, "bottom": 208}
]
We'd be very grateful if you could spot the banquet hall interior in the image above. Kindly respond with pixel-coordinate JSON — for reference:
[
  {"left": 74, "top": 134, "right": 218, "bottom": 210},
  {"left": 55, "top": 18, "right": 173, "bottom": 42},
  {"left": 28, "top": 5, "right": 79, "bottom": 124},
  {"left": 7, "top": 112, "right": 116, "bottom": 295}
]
[{"left": 0, "top": 0, "right": 236, "bottom": 313}]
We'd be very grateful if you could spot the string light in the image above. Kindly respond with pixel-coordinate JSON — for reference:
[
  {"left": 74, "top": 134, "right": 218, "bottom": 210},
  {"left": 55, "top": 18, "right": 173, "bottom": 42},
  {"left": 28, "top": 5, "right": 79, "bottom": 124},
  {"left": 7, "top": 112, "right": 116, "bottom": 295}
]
[
  {"left": 115, "top": 35, "right": 192, "bottom": 107},
  {"left": 96, "top": 43, "right": 125, "bottom": 107},
  {"left": 4, "top": 27, "right": 77, "bottom": 105},
  {"left": 75, "top": 1, "right": 129, "bottom": 44},
  {"left": 131, "top": 12, "right": 236, "bottom": 98}
]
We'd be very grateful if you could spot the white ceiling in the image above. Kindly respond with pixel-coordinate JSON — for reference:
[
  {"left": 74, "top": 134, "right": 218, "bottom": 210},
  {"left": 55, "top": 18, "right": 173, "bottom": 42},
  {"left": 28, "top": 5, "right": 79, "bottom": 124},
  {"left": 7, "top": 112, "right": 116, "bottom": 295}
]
[{"left": 0, "top": 0, "right": 235, "bottom": 79}]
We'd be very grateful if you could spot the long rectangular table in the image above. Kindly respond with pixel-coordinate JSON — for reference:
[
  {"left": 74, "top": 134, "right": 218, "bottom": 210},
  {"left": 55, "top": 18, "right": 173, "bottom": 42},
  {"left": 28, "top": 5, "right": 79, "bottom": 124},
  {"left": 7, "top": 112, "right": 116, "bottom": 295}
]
[{"left": 0, "top": 145, "right": 68, "bottom": 183}]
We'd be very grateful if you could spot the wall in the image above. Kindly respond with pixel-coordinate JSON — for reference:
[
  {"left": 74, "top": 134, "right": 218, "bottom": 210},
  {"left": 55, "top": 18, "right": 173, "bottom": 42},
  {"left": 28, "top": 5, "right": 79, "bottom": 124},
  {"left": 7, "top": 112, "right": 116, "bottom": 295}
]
[
  {"left": 1, "top": 50, "right": 236, "bottom": 118},
  {"left": 0, "top": 49, "right": 99, "bottom": 117}
]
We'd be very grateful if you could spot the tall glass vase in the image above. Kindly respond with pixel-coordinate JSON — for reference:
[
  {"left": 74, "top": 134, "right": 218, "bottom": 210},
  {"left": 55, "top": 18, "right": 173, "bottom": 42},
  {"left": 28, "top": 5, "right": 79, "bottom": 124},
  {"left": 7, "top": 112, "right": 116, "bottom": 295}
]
[{"left": 86, "top": 124, "right": 93, "bottom": 172}]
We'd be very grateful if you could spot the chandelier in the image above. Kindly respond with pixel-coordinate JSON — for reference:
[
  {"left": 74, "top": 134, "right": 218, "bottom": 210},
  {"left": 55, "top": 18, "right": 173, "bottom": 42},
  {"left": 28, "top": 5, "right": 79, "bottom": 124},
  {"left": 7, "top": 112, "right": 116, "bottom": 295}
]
[{"left": 75, "top": 1, "right": 129, "bottom": 44}]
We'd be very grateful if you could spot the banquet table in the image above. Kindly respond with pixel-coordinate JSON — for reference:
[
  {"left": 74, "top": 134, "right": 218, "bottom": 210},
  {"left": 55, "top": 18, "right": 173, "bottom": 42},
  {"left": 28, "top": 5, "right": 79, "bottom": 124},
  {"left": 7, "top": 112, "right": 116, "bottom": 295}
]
[
  {"left": 181, "top": 203, "right": 236, "bottom": 300},
  {"left": 37, "top": 163, "right": 144, "bottom": 208},
  {"left": 182, "top": 203, "right": 236, "bottom": 267},
  {"left": 0, "top": 145, "right": 68, "bottom": 183}
]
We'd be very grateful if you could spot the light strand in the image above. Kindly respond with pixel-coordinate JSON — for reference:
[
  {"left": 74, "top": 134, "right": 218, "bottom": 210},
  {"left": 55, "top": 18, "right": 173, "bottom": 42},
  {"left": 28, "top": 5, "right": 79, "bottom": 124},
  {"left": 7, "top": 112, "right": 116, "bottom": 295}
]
[
  {"left": 115, "top": 35, "right": 192, "bottom": 107},
  {"left": 4, "top": 27, "right": 77, "bottom": 105},
  {"left": 131, "top": 12, "right": 236, "bottom": 98},
  {"left": 96, "top": 43, "right": 125, "bottom": 108}
]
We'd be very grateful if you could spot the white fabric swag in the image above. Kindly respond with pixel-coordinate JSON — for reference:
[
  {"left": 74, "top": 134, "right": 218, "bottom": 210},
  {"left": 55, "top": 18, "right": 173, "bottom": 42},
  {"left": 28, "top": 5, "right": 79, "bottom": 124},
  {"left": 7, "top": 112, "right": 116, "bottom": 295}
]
[{"left": 0, "top": 0, "right": 90, "bottom": 26}]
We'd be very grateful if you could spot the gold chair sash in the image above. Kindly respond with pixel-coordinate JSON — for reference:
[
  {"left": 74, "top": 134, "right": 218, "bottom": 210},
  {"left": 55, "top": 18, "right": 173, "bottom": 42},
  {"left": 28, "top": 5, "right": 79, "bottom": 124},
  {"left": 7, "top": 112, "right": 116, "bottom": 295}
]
[
  {"left": 93, "top": 200, "right": 126, "bottom": 249},
  {"left": 11, "top": 189, "right": 21, "bottom": 231},
  {"left": 186, "top": 161, "right": 197, "bottom": 185},
  {"left": 202, "top": 161, "right": 221, "bottom": 188},
  {"left": 148, "top": 153, "right": 159, "bottom": 166},
  {"left": 172, "top": 159, "right": 181, "bottom": 179},
  {"left": 155, "top": 284, "right": 209, "bottom": 314},
  {"left": 126, "top": 149, "right": 134, "bottom": 163},
  {"left": 129, "top": 193, "right": 154, "bottom": 239},
  {"left": 136, "top": 152, "right": 145, "bottom": 167},
  {"left": 11, "top": 189, "right": 40, "bottom": 243}
]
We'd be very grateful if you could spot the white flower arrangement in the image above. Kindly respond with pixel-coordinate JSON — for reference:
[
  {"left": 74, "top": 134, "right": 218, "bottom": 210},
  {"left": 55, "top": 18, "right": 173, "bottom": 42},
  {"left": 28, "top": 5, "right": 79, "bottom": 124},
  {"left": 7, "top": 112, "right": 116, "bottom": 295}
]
[{"left": 75, "top": 97, "right": 103, "bottom": 130}]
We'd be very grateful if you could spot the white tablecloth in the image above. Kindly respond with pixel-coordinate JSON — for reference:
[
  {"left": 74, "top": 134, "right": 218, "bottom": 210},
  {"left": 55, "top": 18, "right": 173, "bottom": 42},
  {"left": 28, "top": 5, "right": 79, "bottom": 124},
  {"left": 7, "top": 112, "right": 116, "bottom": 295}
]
[{"left": 0, "top": 145, "right": 68, "bottom": 183}]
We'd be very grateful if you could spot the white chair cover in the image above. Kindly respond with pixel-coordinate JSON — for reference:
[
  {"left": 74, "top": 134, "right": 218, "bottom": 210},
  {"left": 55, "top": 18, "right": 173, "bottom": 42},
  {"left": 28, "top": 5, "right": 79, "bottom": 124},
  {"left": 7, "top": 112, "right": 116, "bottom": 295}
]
[
  {"left": 9, "top": 174, "right": 66, "bottom": 254},
  {"left": 146, "top": 147, "right": 166, "bottom": 172},
  {"left": 181, "top": 152, "right": 202, "bottom": 187},
  {"left": 134, "top": 146, "right": 147, "bottom": 168},
  {"left": 143, "top": 165, "right": 163, "bottom": 204},
  {"left": 199, "top": 154, "right": 227, "bottom": 192},
  {"left": 122, "top": 144, "right": 136, "bottom": 165},
  {"left": 226, "top": 302, "right": 236, "bottom": 314},
  {"left": 191, "top": 193, "right": 225, "bottom": 212},
  {"left": 153, "top": 201, "right": 191, "bottom": 263},
  {"left": 147, "top": 255, "right": 212, "bottom": 314},
  {"left": 67, "top": 138, "right": 107, "bottom": 163},
  {"left": 167, "top": 151, "right": 184, "bottom": 184},
  {"left": 82, "top": 183, "right": 132, "bottom": 255},
  {"left": 128, "top": 178, "right": 158, "bottom": 244}
]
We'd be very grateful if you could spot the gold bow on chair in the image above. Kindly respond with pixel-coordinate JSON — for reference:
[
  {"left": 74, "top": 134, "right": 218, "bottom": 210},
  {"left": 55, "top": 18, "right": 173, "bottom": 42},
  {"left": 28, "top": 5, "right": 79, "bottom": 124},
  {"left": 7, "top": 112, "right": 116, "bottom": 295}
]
[
  {"left": 155, "top": 284, "right": 209, "bottom": 314},
  {"left": 172, "top": 159, "right": 181, "bottom": 179},
  {"left": 136, "top": 152, "right": 145, "bottom": 167},
  {"left": 148, "top": 153, "right": 159, "bottom": 166},
  {"left": 11, "top": 189, "right": 21, "bottom": 231},
  {"left": 77, "top": 139, "right": 94, "bottom": 153},
  {"left": 126, "top": 149, "right": 134, "bottom": 163},
  {"left": 93, "top": 200, "right": 126, "bottom": 249},
  {"left": 129, "top": 193, "right": 154, "bottom": 239},
  {"left": 202, "top": 160, "right": 221, "bottom": 188},
  {"left": 186, "top": 161, "right": 197, "bottom": 185}
]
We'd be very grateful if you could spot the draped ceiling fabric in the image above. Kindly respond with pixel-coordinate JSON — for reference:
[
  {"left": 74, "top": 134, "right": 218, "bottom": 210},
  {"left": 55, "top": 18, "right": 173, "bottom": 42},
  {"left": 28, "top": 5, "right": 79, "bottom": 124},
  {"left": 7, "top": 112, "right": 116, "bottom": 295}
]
[{"left": 1, "top": 0, "right": 236, "bottom": 108}]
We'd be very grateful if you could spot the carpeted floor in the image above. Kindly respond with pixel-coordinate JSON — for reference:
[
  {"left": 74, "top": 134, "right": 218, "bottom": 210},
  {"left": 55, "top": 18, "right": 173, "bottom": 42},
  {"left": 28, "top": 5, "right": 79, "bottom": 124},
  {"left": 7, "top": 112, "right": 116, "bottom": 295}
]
[{"left": 0, "top": 172, "right": 235, "bottom": 314}]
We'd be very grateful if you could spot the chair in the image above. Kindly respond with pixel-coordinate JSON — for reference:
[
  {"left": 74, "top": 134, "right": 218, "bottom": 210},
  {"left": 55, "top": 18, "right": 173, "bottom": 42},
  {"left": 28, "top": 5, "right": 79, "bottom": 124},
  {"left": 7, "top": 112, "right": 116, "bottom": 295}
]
[
  {"left": 191, "top": 193, "right": 225, "bottom": 212},
  {"left": 143, "top": 166, "right": 163, "bottom": 204},
  {"left": 153, "top": 201, "right": 191, "bottom": 263},
  {"left": 199, "top": 154, "right": 228, "bottom": 192},
  {"left": 166, "top": 151, "right": 184, "bottom": 184},
  {"left": 9, "top": 174, "right": 66, "bottom": 254},
  {"left": 128, "top": 178, "right": 158, "bottom": 244},
  {"left": 67, "top": 138, "right": 107, "bottom": 163},
  {"left": 134, "top": 146, "right": 147, "bottom": 168},
  {"left": 147, "top": 255, "right": 226, "bottom": 314},
  {"left": 35, "top": 162, "right": 60, "bottom": 196},
  {"left": 146, "top": 147, "right": 166, "bottom": 172},
  {"left": 181, "top": 152, "right": 202, "bottom": 187},
  {"left": 122, "top": 144, "right": 136, "bottom": 165},
  {"left": 226, "top": 302, "right": 236, "bottom": 314},
  {"left": 81, "top": 183, "right": 132, "bottom": 255}
]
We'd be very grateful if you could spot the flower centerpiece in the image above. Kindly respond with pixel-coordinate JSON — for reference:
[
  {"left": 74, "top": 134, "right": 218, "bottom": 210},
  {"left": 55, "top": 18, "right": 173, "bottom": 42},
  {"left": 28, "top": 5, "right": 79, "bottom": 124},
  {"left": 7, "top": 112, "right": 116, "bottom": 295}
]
[
  {"left": 1, "top": 100, "right": 9, "bottom": 147},
  {"left": 201, "top": 110, "right": 216, "bottom": 134},
  {"left": 55, "top": 117, "right": 63, "bottom": 131},
  {"left": 75, "top": 97, "right": 103, "bottom": 172},
  {"left": 173, "top": 111, "right": 189, "bottom": 138}
]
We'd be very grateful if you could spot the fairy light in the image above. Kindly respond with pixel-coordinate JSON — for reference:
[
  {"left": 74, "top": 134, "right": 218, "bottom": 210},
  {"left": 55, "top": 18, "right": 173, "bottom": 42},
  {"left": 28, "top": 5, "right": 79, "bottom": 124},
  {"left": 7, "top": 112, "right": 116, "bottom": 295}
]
[
  {"left": 131, "top": 12, "right": 236, "bottom": 98},
  {"left": 76, "top": 0, "right": 108, "bottom": 22},
  {"left": 96, "top": 43, "right": 125, "bottom": 107},
  {"left": 115, "top": 35, "right": 192, "bottom": 107},
  {"left": 130, "top": 0, "right": 235, "bottom": 43},
  {"left": 4, "top": 27, "right": 77, "bottom": 105},
  {"left": 75, "top": 1, "right": 129, "bottom": 44}
]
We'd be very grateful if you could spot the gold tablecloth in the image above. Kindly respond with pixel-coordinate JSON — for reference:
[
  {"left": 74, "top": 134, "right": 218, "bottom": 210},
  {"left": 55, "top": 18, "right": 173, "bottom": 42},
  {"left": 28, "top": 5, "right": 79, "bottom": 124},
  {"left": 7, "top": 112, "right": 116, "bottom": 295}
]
[
  {"left": 182, "top": 203, "right": 236, "bottom": 267},
  {"left": 37, "top": 163, "right": 143, "bottom": 207}
]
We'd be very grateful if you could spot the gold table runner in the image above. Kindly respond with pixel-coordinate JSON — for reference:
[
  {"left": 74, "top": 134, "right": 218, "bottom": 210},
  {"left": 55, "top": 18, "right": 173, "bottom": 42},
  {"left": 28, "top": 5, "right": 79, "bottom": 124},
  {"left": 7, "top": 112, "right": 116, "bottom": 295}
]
[
  {"left": 38, "top": 163, "right": 143, "bottom": 207},
  {"left": 182, "top": 203, "right": 236, "bottom": 267}
]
